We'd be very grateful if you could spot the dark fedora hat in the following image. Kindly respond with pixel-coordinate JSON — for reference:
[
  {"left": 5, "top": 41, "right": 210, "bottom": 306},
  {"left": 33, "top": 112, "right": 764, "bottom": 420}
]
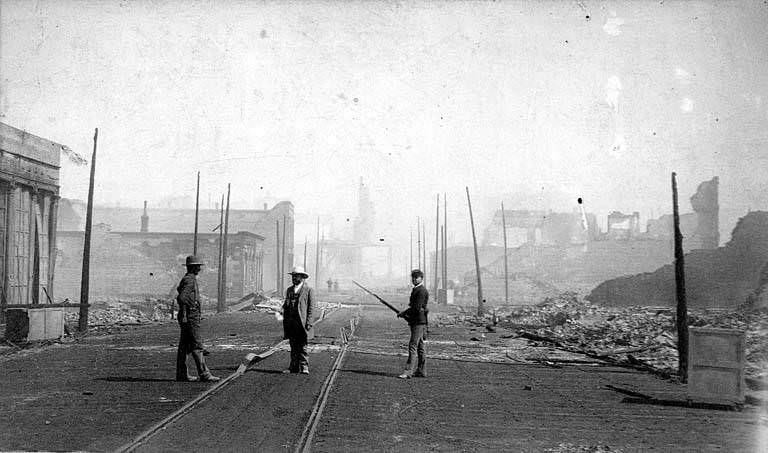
[{"left": 184, "top": 255, "right": 205, "bottom": 266}]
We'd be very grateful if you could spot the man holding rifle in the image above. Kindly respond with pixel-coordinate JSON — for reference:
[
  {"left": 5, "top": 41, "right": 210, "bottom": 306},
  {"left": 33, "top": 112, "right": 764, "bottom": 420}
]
[{"left": 397, "top": 269, "right": 429, "bottom": 379}]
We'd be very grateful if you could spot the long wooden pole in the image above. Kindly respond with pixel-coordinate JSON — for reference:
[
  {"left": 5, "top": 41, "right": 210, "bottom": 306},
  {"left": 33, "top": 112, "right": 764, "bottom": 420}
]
[
  {"left": 501, "top": 202, "right": 509, "bottom": 305},
  {"left": 421, "top": 219, "right": 429, "bottom": 287},
  {"left": 443, "top": 193, "right": 447, "bottom": 289},
  {"left": 217, "top": 193, "right": 224, "bottom": 308},
  {"left": 409, "top": 227, "right": 413, "bottom": 271},
  {"left": 275, "top": 220, "right": 281, "bottom": 293},
  {"left": 440, "top": 225, "right": 445, "bottom": 295},
  {"left": 466, "top": 187, "right": 484, "bottom": 316},
  {"left": 672, "top": 172, "right": 689, "bottom": 382},
  {"left": 219, "top": 183, "right": 230, "bottom": 312},
  {"left": 433, "top": 194, "right": 440, "bottom": 296},
  {"left": 193, "top": 171, "right": 200, "bottom": 256},
  {"left": 314, "top": 217, "right": 321, "bottom": 287},
  {"left": 281, "top": 214, "right": 287, "bottom": 292},
  {"left": 78, "top": 128, "right": 98, "bottom": 332},
  {"left": 416, "top": 217, "right": 421, "bottom": 270}
]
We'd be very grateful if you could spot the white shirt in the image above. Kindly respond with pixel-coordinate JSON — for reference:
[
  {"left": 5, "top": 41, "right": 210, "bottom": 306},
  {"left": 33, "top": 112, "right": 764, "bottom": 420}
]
[{"left": 293, "top": 281, "right": 304, "bottom": 293}]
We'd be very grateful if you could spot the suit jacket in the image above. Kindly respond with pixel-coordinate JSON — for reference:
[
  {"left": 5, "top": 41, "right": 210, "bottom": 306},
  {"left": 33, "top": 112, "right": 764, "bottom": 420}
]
[
  {"left": 282, "top": 284, "right": 316, "bottom": 340},
  {"left": 176, "top": 273, "right": 201, "bottom": 325},
  {"left": 403, "top": 284, "right": 429, "bottom": 326}
]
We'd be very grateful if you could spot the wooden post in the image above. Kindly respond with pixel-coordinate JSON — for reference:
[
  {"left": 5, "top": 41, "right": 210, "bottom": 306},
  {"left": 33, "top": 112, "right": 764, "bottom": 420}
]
[
  {"left": 217, "top": 193, "right": 224, "bottom": 309},
  {"left": 193, "top": 171, "right": 200, "bottom": 256},
  {"left": 421, "top": 220, "right": 429, "bottom": 280},
  {"left": 281, "top": 214, "right": 287, "bottom": 291},
  {"left": 314, "top": 217, "right": 321, "bottom": 287},
  {"left": 501, "top": 202, "right": 509, "bottom": 305},
  {"left": 672, "top": 172, "right": 689, "bottom": 382},
  {"left": 78, "top": 128, "right": 98, "bottom": 332},
  {"left": 219, "top": 183, "right": 230, "bottom": 312},
  {"left": 466, "top": 187, "right": 484, "bottom": 316},
  {"left": 440, "top": 225, "right": 445, "bottom": 293},
  {"left": 417, "top": 217, "right": 421, "bottom": 270},
  {"left": 409, "top": 227, "right": 413, "bottom": 272},
  {"left": 443, "top": 193, "right": 447, "bottom": 290},
  {"left": 433, "top": 194, "right": 440, "bottom": 296}
]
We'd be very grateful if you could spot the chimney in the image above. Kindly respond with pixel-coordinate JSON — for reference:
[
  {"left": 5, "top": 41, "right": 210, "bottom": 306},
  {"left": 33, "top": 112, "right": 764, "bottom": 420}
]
[
  {"left": 140, "top": 200, "right": 149, "bottom": 232},
  {"left": 263, "top": 203, "right": 268, "bottom": 210}
]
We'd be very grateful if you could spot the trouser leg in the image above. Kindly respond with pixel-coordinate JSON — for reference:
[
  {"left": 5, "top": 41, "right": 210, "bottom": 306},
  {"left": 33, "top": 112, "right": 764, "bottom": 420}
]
[
  {"left": 176, "top": 343, "right": 189, "bottom": 380},
  {"left": 297, "top": 336, "right": 309, "bottom": 371},
  {"left": 405, "top": 324, "right": 422, "bottom": 375},
  {"left": 191, "top": 349, "right": 211, "bottom": 377},
  {"left": 416, "top": 326, "right": 426, "bottom": 374},
  {"left": 289, "top": 337, "right": 299, "bottom": 371}
]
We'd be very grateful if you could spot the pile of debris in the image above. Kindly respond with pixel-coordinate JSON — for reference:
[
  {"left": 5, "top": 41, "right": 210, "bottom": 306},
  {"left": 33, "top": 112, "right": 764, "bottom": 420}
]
[
  {"left": 447, "top": 292, "right": 768, "bottom": 380},
  {"left": 64, "top": 299, "right": 173, "bottom": 328}
]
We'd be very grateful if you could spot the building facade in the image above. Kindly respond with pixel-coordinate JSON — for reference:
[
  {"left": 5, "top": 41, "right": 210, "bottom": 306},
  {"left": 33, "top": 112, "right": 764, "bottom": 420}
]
[{"left": 0, "top": 122, "right": 62, "bottom": 320}]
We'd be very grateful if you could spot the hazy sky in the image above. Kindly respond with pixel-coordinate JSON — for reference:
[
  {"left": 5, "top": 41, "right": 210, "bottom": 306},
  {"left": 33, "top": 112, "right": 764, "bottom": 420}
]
[{"left": 2, "top": 0, "right": 767, "bottom": 247}]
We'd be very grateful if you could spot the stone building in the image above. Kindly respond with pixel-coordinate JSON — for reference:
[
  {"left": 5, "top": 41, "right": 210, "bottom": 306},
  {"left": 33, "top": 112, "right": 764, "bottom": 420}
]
[
  {"left": 54, "top": 228, "right": 264, "bottom": 302},
  {"left": 57, "top": 199, "right": 292, "bottom": 295},
  {"left": 0, "top": 122, "right": 63, "bottom": 320}
]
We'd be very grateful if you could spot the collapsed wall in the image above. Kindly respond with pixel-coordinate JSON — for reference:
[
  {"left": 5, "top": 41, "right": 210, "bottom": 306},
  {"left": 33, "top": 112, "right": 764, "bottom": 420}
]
[{"left": 587, "top": 211, "right": 768, "bottom": 308}]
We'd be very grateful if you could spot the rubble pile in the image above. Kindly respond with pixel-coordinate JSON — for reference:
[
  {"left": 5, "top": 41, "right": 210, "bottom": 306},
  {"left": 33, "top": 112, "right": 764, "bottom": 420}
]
[
  {"left": 64, "top": 299, "right": 173, "bottom": 328},
  {"left": 446, "top": 292, "right": 768, "bottom": 379}
]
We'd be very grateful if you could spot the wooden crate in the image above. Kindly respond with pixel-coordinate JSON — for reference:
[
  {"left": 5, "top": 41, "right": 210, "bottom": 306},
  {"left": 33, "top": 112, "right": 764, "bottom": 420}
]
[{"left": 687, "top": 327, "right": 746, "bottom": 404}]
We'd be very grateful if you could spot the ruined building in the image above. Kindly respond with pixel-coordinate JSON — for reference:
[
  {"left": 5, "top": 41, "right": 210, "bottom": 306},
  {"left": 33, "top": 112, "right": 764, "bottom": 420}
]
[
  {"left": 55, "top": 200, "right": 291, "bottom": 301},
  {"left": 0, "top": 123, "right": 63, "bottom": 320}
]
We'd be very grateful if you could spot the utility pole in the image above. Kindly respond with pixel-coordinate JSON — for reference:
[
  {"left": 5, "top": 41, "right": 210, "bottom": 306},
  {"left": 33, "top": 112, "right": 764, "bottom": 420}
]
[
  {"left": 422, "top": 218, "right": 427, "bottom": 283},
  {"left": 281, "top": 214, "right": 287, "bottom": 291},
  {"left": 501, "top": 202, "right": 509, "bottom": 305},
  {"left": 672, "top": 172, "right": 689, "bottom": 382},
  {"left": 303, "top": 236, "right": 308, "bottom": 269},
  {"left": 409, "top": 227, "right": 413, "bottom": 272},
  {"left": 433, "top": 194, "right": 440, "bottom": 297},
  {"left": 417, "top": 217, "right": 421, "bottom": 270},
  {"left": 217, "top": 193, "right": 224, "bottom": 309},
  {"left": 314, "top": 217, "right": 321, "bottom": 288},
  {"left": 443, "top": 193, "right": 447, "bottom": 290},
  {"left": 275, "top": 220, "right": 281, "bottom": 294},
  {"left": 78, "top": 128, "right": 98, "bottom": 332},
  {"left": 193, "top": 171, "right": 200, "bottom": 256},
  {"left": 219, "top": 183, "right": 230, "bottom": 312},
  {"left": 466, "top": 187, "right": 484, "bottom": 316}
]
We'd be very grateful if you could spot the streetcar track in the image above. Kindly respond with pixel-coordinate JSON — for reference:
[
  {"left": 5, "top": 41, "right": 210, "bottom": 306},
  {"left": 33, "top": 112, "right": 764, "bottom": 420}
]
[
  {"left": 294, "top": 315, "right": 358, "bottom": 453},
  {"left": 115, "top": 307, "right": 340, "bottom": 453}
]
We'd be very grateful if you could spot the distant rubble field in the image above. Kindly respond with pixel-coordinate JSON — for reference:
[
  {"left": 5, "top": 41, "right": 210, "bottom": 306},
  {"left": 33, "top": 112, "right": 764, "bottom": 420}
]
[{"left": 435, "top": 292, "right": 768, "bottom": 380}]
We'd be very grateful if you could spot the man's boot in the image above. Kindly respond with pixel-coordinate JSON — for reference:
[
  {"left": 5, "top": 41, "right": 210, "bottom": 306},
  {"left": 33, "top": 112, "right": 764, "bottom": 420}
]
[{"left": 191, "top": 350, "right": 220, "bottom": 382}]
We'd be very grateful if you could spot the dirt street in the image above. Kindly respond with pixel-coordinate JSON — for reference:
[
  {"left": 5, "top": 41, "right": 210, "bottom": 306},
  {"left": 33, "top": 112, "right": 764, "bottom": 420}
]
[{"left": 0, "top": 302, "right": 764, "bottom": 452}]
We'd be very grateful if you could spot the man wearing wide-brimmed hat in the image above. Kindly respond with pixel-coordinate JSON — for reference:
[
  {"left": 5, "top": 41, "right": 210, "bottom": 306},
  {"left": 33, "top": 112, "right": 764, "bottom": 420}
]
[
  {"left": 176, "top": 255, "right": 220, "bottom": 382},
  {"left": 282, "top": 265, "right": 316, "bottom": 374}
]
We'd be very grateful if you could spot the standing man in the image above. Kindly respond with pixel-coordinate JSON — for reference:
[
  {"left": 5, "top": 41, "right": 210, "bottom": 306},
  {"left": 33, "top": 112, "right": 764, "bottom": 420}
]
[
  {"left": 176, "top": 255, "right": 220, "bottom": 382},
  {"left": 398, "top": 269, "right": 429, "bottom": 379},
  {"left": 283, "top": 266, "right": 315, "bottom": 374}
]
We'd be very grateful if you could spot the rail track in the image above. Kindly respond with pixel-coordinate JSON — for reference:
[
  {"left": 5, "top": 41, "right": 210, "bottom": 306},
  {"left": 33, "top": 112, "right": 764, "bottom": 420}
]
[{"left": 115, "top": 307, "right": 356, "bottom": 453}]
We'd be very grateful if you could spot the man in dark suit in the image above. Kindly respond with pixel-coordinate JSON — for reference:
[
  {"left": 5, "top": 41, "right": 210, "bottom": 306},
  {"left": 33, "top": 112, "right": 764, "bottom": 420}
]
[
  {"left": 398, "top": 269, "right": 429, "bottom": 379},
  {"left": 176, "top": 255, "right": 220, "bottom": 382},
  {"left": 282, "top": 266, "right": 316, "bottom": 374}
]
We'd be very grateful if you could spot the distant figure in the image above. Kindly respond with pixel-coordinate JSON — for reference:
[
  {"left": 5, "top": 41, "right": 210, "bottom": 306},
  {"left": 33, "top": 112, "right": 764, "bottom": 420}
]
[
  {"left": 282, "top": 266, "right": 316, "bottom": 374},
  {"left": 176, "top": 255, "right": 220, "bottom": 382},
  {"left": 397, "top": 269, "right": 429, "bottom": 379},
  {"left": 333, "top": 279, "right": 339, "bottom": 292},
  {"left": 327, "top": 277, "right": 333, "bottom": 292}
]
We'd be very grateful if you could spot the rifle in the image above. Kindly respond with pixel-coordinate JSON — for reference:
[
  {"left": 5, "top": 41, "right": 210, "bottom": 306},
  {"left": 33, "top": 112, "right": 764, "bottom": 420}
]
[{"left": 352, "top": 280, "right": 409, "bottom": 321}]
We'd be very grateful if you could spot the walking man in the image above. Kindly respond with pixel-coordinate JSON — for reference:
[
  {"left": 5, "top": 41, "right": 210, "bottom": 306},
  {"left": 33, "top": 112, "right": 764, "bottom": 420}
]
[
  {"left": 176, "top": 255, "right": 220, "bottom": 382},
  {"left": 283, "top": 266, "right": 315, "bottom": 374},
  {"left": 398, "top": 269, "right": 429, "bottom": 379}
]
